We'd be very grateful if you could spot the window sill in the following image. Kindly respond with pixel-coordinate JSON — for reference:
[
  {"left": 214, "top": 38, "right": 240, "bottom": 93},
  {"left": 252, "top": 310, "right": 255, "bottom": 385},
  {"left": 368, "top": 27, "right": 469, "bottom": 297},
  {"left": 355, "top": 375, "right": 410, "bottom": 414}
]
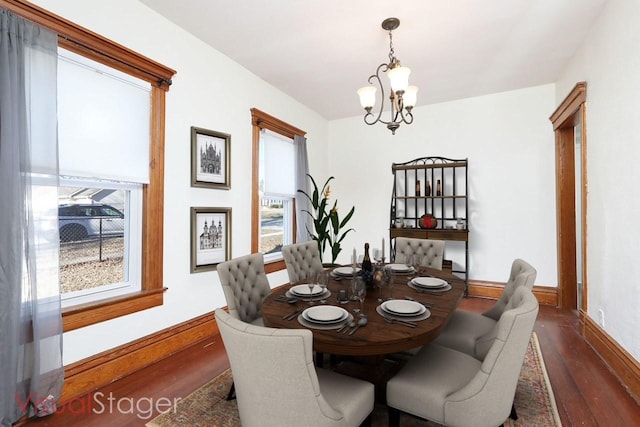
[
  {"left": 264, "top": 259, "right": 285, "bottom": 274},
  {"left": 62, "top": 287, "right": 167, "bottom": 332}
]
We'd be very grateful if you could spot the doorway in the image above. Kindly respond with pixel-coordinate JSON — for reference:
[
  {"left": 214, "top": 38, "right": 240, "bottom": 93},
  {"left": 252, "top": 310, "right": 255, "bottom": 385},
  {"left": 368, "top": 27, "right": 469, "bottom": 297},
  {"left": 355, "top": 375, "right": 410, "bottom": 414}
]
[{"left": 549, "top": 82, "right": 587, "bottom": 312}]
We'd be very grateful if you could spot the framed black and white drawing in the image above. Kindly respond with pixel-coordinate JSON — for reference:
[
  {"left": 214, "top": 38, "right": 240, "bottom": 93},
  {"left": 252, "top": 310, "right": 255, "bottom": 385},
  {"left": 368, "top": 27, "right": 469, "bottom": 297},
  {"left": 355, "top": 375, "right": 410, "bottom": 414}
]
[
  {"left": 191, "top": 126, "right": 231, "bottom": 189},
  {"left": 190, "top": 207, "right": 232, "bottom": 273}
]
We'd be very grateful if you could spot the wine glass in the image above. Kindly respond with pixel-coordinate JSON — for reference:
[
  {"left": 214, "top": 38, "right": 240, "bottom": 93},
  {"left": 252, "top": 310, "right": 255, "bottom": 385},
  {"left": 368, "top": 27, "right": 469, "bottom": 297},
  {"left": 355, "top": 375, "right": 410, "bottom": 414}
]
[
  {"left": 316, "top": 271, "right": 328, "bottom": 304},
  {"left": 307, "top": 278, "right": 316, "bottom": 305},
  {"left": 373, "top": 248, "right": 382, "bottom": 264},
  {"left": 383, "top": 267, "right": 395, "bottom": 299},
  {"left": 352, "top": 277, "right": 366, "bottom": 316},
  {"left": 411, "top": 254, "right": 423, "bottom": 276}
]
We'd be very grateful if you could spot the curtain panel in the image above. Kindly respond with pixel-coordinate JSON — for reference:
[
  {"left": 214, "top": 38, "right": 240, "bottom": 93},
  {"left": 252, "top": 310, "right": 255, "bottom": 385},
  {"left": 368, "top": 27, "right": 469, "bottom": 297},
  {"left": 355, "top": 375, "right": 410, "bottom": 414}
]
[
  {"left": 293, "top": 134, "right": 311, "bottom": 243},
  {"left": 0, "top": 8, "right": 63, "bottom": 425}
]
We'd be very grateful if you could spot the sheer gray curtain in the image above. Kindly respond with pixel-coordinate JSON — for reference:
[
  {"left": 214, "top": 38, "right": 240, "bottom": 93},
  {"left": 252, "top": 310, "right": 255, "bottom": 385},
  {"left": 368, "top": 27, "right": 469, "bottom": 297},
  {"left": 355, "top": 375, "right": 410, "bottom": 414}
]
[
  {"left": 293, "top": 134, "right": 311, "bottom": 242},
  {"left": 0, "top": 9, "right": 63, "bottom": 425}
]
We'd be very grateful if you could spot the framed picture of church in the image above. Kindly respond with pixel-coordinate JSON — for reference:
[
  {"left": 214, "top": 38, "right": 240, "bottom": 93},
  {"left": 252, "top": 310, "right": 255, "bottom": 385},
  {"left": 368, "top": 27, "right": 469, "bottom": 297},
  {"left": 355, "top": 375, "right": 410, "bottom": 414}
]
[
  {"left": 191, "top": 126, "right": 231, "bottom": 189},
  {"left": 190, "top": 206, "right": 232, "bottom": 273}
]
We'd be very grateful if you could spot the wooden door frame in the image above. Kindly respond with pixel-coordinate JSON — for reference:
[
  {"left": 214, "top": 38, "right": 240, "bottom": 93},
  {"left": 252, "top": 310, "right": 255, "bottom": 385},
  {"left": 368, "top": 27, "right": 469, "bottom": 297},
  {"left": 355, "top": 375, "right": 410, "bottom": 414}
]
[{"left": 549, "top": 82, "right": 587, "bottom": 311}]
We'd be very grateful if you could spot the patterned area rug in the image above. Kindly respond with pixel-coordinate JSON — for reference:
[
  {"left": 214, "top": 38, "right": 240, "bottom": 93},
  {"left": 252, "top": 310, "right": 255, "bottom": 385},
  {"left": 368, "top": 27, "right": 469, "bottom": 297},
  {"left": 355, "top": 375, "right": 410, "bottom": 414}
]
[{"left": 147, "top": 332, "right": 560, "bottom": 427}]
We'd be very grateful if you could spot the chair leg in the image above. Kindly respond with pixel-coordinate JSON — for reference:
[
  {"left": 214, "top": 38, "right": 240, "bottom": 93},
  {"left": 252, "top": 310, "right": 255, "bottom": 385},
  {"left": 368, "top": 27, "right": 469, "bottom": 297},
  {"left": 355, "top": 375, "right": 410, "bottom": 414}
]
[
  {"left": 315, "top": 351, "right": 325, "bottom": 368},
  {"left": 330, "top": 354, "right": 338, "bottom": 367},
  {"left": 388, "top": 407, "right": 400, "bottom": 427},
  {"left": 226, "top": 381, "right": 236, "bottom": 401},
  {"left": 510, "top": 403, "right": 518, "bottom": 420},
  {"left": 498, "top": 404, "right": 518, "bottom": 426}
]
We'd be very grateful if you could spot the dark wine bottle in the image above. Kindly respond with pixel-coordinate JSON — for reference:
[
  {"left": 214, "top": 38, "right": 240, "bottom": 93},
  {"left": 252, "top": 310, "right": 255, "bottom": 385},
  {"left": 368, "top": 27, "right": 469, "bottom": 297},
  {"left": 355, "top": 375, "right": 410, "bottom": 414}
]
[
  {"left": 426, "top": 180, "right": 431, "bottom": 196},
  {"left": 436, "top": 179, "right": 442, "bottom": 196},
  {"left": 362, "top": 242, "right": 373, "bottom": 284},
  {"left": 415, "top": 180, "right": 421, "bottom": 196}
]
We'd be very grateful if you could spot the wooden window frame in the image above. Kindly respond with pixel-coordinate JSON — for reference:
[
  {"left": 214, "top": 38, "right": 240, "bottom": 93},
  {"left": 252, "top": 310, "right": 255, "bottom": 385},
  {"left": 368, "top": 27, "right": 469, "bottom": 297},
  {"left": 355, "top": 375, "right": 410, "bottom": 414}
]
[
  {"left": 250, "top": 108, "right": 305, "bottom": 273},
  {"left": 2, "top": 0, "right": 176, "bottom": 331}
]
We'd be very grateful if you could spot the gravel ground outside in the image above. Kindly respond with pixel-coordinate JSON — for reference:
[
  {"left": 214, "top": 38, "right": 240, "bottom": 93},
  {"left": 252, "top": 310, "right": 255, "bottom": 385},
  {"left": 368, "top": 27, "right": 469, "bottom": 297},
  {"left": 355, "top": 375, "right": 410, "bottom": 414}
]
[
  {"left": 60, "top": 237, "right": 124, "bottom": 294},
  {"left": 61, "top": 226, "right": 284, "bottom": 294}
]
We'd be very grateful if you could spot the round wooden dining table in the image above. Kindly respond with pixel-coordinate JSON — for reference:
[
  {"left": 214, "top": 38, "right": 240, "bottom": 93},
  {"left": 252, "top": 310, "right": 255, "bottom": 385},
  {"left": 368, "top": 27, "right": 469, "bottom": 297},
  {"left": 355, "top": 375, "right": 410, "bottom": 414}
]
[{"left": 262, "top": 266, "right": 466, "bottom": 357}]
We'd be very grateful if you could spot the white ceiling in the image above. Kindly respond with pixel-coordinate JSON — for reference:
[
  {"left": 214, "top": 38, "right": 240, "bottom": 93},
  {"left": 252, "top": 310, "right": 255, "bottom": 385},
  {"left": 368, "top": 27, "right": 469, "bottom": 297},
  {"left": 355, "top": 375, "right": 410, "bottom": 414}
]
[{"left": 139, "top": 0, "right": 608, "bottom": 120}]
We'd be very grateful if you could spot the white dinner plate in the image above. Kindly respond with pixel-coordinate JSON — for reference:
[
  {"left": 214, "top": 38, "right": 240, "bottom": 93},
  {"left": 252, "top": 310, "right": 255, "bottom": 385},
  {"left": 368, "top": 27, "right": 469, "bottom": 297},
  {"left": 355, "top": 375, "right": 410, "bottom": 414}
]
[
  {"left": 407, "top": 282, "right": 452, "bottom": 293},
  {"left": 298, "top": 313, "right": 354, "bottom": 330},
  {"left": 376, "top": 305, "right": 431, "bottom": 322},
  {"left": 290, "top": 284, "right": 324, "bottom": 296},
  {"left": 385, "top": 263, "right": 414, "bottom": 274},
  {"left": 286, "top": 289, "right": 331, "bottom": 300},
  {"left": 302, "top": 306, "right": 348, "bottom": 324},
  {"left": 381, "top": 299, "right": 426, "bottom": 317},
  {"left": 412, "top": 277, "right": 448, "bottom": 289},
  {"left": 332, "top": 266, "right": 361, "bottom": 276}
]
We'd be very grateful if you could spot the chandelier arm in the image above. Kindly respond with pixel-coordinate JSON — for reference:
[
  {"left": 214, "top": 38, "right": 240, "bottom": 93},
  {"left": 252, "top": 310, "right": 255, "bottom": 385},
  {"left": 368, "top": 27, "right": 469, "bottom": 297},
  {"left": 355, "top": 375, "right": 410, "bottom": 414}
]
[
  {"left": 397, "top": 107, "right": 414, "bottom": 125},
  {"left": 390, "top": 92, "right": 402, "bottom": 123},
  {"left": 363, "top": 63, "right": 393, "bottom": 126},
  {"left": 394, "top": 94, "right": 414, "bottom": 125}
]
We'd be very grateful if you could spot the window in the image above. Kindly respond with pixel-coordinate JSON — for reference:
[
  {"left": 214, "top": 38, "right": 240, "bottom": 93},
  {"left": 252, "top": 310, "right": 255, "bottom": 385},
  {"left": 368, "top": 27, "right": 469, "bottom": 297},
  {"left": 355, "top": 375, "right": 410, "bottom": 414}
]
[
  {"left": 4, "top": 0, "right": 176, "bottom": 331},
  {"left": 251, "top": 109, "right": 306, "bottom": 272},
  {"left": 259, "top": 130, "right": 295, "bottom": 262},
  {"left": 58, "top": 181, "right": 142, "bottom": 308},
  {"left": 56, "top": 47, "right": 148, "bottom": 307}
]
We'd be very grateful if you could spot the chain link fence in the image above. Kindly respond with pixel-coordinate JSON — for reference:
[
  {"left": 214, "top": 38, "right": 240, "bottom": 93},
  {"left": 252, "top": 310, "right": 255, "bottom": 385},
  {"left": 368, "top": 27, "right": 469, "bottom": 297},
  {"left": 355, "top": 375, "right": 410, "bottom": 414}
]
[{"left": 60, "top": 235, "right": 124, "bottom": 294}]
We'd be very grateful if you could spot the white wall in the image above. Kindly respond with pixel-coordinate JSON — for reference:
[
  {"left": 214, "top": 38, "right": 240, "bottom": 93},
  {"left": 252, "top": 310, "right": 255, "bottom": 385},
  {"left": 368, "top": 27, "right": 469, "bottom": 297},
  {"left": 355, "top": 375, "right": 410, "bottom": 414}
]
[
  {"left": 556, "top": 0, "right": 640, "bottom": 359},
  {"left": 30, "top": 0, "right": 329, "bottom": 364},
  {"left": 328, "top": 85, "right": 558, "bottom": 286},
  {"left": 32, "top": 0, "right": 639, "bottom": 366}
]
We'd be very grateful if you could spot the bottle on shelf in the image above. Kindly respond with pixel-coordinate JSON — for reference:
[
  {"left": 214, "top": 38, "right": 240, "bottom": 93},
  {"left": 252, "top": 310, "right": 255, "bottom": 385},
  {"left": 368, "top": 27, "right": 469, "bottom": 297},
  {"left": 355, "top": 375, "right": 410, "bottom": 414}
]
[
  {"left": 436, "top": 179, "right": 442, "bottom": 196},
  {"left": 426, "top": 180, "right": 431, "bottom": 196},
  {"left": 415, "top": 180, "right": 421, "bottom": 196}
]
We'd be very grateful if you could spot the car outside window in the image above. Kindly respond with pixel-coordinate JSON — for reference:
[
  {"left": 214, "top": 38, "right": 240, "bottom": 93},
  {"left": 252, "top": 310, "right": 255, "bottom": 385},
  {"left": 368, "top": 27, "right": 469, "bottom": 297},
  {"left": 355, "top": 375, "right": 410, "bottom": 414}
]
[{"left": 58, "top": 183, "right": 141, "bottom": 305}]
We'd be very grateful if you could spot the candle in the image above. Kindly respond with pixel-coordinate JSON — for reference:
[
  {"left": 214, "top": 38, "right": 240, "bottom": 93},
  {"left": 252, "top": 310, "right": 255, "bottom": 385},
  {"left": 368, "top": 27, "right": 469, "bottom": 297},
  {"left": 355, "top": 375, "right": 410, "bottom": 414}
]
[
  {"left": 382, "top": 238, "right": 385, "bottom": 260},
  {"left": 352, "top": 248, "right": 357, "bottom": 269}
]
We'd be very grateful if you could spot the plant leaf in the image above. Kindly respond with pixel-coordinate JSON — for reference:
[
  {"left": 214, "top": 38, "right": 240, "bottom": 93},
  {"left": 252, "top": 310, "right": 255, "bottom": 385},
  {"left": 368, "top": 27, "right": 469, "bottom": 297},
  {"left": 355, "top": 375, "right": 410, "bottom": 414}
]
[
  {"left": 339, "top": 206, "right": 355, "bottom": 229},
  {"left": 337, "top": 228, "right": 355, "bottom": 244}
]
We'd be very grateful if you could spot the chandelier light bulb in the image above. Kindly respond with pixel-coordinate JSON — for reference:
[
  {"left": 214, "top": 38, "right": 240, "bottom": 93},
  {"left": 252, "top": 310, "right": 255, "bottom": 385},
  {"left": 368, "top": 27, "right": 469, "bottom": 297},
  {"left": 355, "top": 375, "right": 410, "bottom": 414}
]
[
  {"left": 388, "top": 66, "right": 411, "bottom": 93},
  {"left": 357, "top": 86, "right": 377, "bottom": 109},
  {"left": 403, "top": 85, "right": 418, "bottom": 108}
]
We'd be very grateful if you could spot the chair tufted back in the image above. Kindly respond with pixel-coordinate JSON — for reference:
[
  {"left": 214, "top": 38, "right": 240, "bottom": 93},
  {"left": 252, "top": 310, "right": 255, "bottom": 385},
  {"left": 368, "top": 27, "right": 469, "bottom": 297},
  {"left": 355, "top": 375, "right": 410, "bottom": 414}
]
[
  {"left": 444, "top": 287, "right": 539, "bottom": 426},
  {"left": 282, "top": 241, "right": 324, "bottom": 282},
  {"left": 217, "top": 253, "right": 271, "bottom": 324},
  {"left": 394, "top": 237, "right": 445, "bottom": 270},
  {"left": 214, "top": 308, "right": 348, "bottom": 426},
  {"left": 483, "top": 258, "right": 537, "bottom": 321}
]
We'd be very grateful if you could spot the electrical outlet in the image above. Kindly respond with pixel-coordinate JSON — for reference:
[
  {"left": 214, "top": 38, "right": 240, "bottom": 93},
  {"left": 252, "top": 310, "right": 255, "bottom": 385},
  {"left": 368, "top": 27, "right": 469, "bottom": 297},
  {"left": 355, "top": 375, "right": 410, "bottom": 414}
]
[{"left": 598, "top": 309, "right": 605, "bottom": 327}]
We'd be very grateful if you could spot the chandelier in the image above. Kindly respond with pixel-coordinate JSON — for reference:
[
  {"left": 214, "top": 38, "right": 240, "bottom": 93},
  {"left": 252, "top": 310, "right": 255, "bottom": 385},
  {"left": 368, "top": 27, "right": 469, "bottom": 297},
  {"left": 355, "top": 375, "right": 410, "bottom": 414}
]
[{"left": 357, "top": 18, "right": 418, "bottom": 135}]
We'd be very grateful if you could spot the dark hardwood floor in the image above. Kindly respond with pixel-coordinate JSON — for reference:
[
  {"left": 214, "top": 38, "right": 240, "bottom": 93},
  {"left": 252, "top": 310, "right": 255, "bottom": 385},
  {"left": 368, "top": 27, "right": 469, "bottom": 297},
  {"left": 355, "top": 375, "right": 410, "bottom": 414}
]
[{"left": 22, "top": 298, "right": 640, "bottom": 426}]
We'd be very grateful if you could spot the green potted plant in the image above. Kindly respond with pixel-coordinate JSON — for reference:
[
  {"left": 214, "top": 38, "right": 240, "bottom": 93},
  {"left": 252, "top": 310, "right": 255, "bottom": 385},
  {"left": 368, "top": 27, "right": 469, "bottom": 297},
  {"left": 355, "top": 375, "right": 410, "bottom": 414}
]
[{"left": 298, "top": 174, "right": 355, "bottom": 265}]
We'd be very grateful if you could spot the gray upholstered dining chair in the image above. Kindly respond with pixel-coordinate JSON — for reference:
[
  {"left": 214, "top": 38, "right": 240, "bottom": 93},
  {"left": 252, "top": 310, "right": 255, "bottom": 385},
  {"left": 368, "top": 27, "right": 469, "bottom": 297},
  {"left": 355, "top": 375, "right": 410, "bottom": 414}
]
[
  {"left": 393, "top": 237, "right": 445, "bottom": 270},
  {"left": 433, "top": 258, "right": 537, "bottom": 360},
  {"left": 386, "top": 286, "right": 539, "bottom": 427},
  {"left": 215, "top": 308, "right": 375, "bottom": 427},
  {"left": 217, "top": 252, "right": 271, "bottom": 326},
  {"left": 282, "top": 241, "right": 325, "bottom": 282},
  {"left": 482, "top": 258, "right": 537, "bottom": 320},
  {"left": 217, "top": 252, "right": 272, "bottom": 401}
]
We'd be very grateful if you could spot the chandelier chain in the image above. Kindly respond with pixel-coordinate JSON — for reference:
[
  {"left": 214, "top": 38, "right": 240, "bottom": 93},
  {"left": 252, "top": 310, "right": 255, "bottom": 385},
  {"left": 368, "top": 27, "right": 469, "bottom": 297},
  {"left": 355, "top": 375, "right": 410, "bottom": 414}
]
[{"left": 388, "top": 30, "right": 395, "bottom": 64}]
